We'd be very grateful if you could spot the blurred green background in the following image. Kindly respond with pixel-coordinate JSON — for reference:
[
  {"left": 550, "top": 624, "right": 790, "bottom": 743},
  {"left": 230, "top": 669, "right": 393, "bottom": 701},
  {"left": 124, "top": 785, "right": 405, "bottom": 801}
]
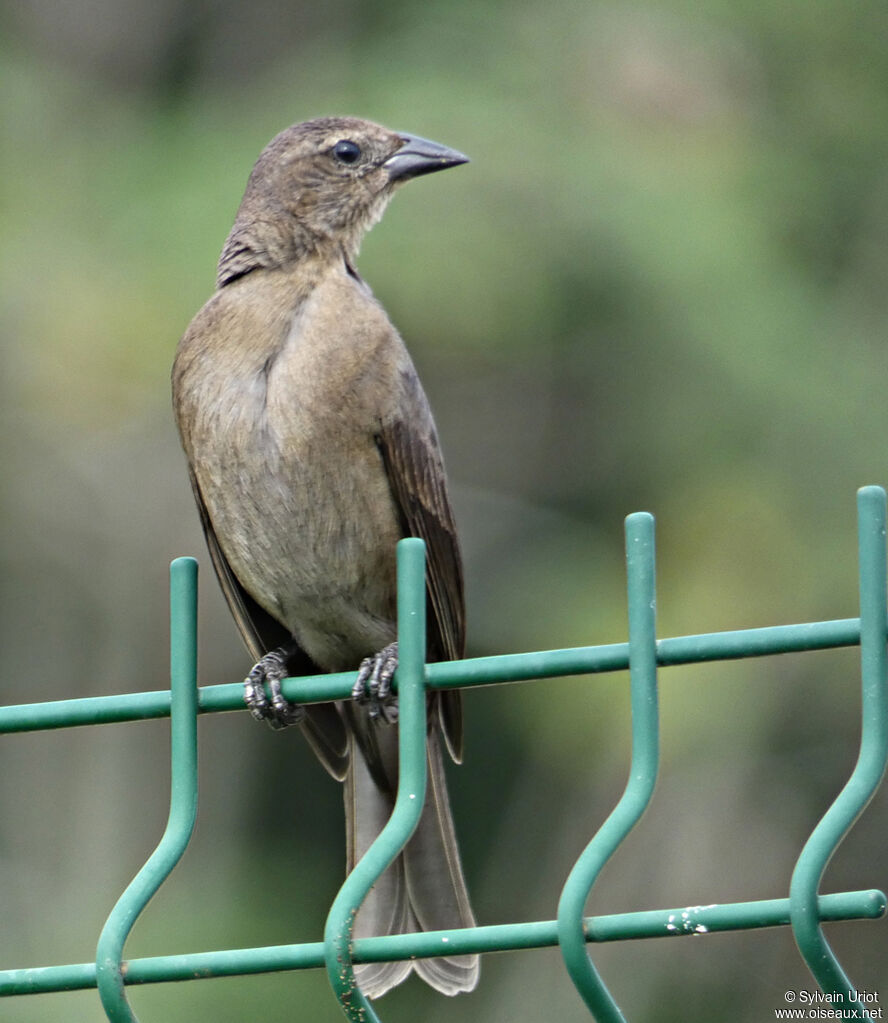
[{"left": 1, "top": 0, "right": 887, "bottom": 1019}]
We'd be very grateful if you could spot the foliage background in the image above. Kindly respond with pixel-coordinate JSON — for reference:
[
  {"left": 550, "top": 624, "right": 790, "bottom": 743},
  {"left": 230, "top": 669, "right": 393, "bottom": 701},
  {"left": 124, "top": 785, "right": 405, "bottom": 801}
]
[{"left": 1, "top": 1, "right": 887, "bottom": 1019}]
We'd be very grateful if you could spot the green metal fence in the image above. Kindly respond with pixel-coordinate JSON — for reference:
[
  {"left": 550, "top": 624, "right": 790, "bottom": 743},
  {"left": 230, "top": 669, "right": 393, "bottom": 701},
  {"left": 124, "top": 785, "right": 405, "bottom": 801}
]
[{"left": 1, "top": 486, "right": 886, "bottom": 1021}]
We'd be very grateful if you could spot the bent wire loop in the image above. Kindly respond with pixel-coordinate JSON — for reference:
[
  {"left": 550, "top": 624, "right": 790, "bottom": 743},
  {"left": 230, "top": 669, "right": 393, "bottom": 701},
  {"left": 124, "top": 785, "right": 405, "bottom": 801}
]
[{"left": 0, "top": 493, "right": 886, "bottom": 1021}]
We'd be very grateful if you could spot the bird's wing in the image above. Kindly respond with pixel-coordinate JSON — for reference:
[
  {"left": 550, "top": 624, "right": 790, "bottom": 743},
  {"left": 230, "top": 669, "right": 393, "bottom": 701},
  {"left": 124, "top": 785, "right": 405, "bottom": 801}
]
[
  {"left": 186, "top": 466, "right": 288, "bottom": 661},
  {"left": 375, "top": 379, "right": 466, "bottom": 763},
  {"left": 186, "top": 464, "right": 349, "bottom": 779}
]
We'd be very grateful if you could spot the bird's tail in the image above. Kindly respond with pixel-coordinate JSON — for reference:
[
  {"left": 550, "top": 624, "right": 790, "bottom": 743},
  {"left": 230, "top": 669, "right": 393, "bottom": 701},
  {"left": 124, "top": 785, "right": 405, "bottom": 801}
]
[{"left": 344, "top": 726, "right": 479, "bottom": 999}]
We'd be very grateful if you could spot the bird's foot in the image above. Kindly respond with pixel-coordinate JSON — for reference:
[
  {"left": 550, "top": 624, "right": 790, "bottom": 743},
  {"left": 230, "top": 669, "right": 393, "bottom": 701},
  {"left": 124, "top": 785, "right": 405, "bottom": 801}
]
[
  {"left": 351, "top": 642, "right": 399, "bottom": 724},
  {"left": 243, "top": 648, "right": 304, "bottom": 730}
]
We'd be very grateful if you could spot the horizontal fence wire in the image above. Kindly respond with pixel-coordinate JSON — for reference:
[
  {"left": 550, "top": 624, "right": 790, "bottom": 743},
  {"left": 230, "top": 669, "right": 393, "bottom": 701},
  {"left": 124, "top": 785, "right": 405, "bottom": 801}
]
[
  {"left": 0, "top": 620, "right": 867, "bottom": 733},
  {"left": 2, "top": 892, "right": 884, "bottom": 995},
  {"left": 0, "top": 488, "right": 886, "bottom": 1022}
]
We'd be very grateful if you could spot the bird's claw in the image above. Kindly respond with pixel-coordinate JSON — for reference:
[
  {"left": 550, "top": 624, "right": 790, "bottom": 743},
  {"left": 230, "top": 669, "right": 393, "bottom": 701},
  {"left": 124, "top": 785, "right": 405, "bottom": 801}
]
[
  {"left": 352, "top": 642, "right": 399, "bottom": 723},
  {"left": 243, "top": 649, "right": 304, "bottom": 730}
]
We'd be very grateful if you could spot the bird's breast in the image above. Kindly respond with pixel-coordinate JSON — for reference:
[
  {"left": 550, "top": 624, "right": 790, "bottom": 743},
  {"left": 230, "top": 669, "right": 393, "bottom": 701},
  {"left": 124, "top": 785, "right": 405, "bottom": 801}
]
[{"left": 178, "top": 268, "right": 406, "bottom": 667}]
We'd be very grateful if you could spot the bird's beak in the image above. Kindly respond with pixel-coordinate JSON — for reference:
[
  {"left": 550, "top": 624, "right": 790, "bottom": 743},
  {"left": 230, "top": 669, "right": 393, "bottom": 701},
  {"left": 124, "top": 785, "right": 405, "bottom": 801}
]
[{"left": 383, "top": 134, "right": 469, "bottom": 182}]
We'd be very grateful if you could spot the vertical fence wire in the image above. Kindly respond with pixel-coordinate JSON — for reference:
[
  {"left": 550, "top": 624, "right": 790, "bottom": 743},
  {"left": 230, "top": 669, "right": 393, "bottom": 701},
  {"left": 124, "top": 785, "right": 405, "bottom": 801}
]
[
  {"left": 556, "top": 512, "right": 660, "bottom": 1020},
  {"left": 323, "top": 538, "right": 429, "bottom": 1022},
  {"left": 789, "top": 486, "right": 888, "bottom": 1021},
  {"left": 95, "top": 557, "right": 199, "bottom": 1023}
]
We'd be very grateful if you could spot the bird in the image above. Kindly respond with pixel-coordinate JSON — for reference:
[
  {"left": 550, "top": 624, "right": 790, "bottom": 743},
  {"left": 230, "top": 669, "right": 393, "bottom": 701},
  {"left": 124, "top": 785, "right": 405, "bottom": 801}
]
[{"left": 171, "top": 116, "right": 477, "bottom": 999}]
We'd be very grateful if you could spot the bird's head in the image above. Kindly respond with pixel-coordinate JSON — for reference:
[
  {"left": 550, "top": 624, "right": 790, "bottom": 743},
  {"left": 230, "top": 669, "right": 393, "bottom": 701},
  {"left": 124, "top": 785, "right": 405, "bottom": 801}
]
[{"left": 217, "top": 117, "right": 468, "bottom": 285}]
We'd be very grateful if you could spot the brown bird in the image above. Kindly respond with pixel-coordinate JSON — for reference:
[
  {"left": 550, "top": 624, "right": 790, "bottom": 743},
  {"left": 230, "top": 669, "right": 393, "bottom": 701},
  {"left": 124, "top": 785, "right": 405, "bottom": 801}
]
[{"left": 172, "top": 117, "right": 477, "bottom": 998}]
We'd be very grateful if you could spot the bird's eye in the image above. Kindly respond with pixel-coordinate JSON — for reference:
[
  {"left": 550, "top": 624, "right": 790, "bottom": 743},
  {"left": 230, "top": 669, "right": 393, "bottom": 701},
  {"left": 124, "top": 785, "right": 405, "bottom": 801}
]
[{"left": 332, "top": 140, "right": 362, "bottom": 165}]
